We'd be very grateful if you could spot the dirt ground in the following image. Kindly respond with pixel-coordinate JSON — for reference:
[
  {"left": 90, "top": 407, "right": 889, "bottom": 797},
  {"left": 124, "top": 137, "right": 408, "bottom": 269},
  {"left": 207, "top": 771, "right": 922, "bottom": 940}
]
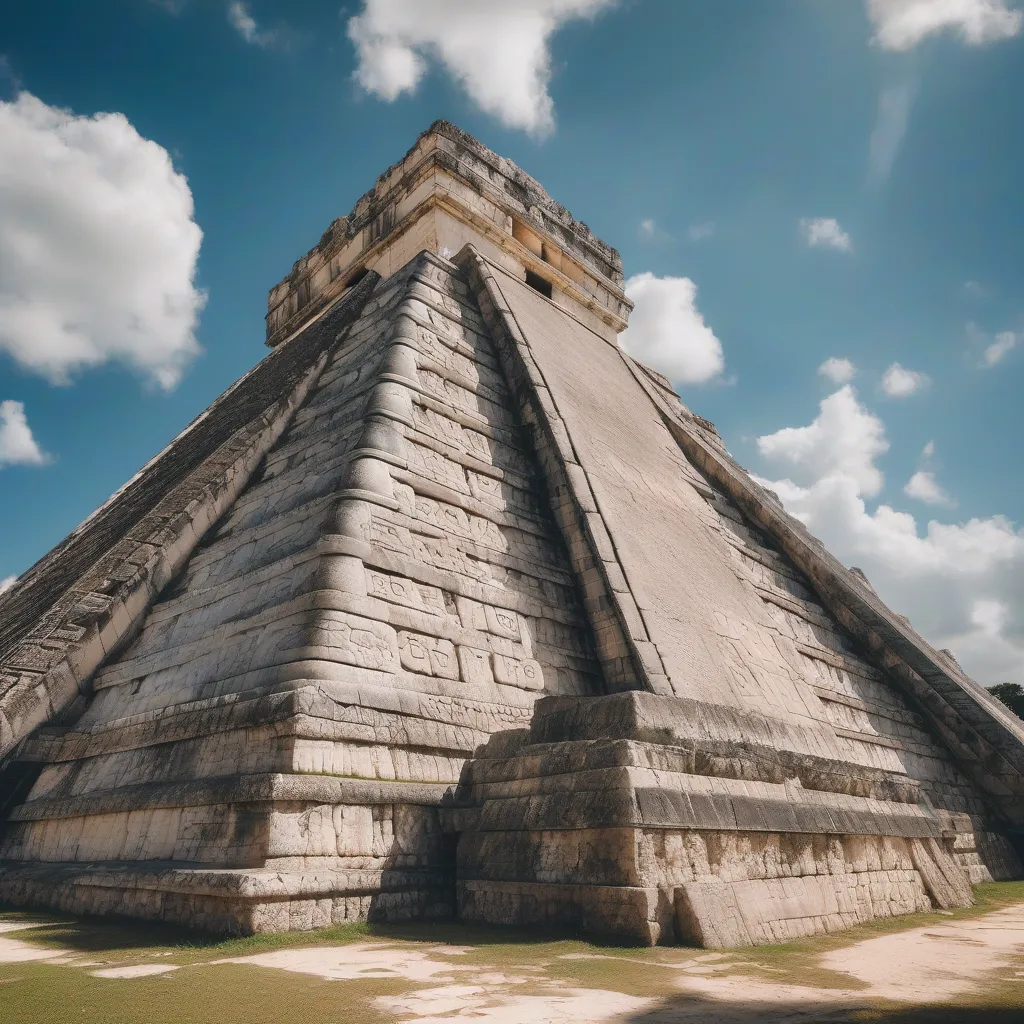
[{"left": 2, "top": 882, "right": 1023, "bottom": 1024}]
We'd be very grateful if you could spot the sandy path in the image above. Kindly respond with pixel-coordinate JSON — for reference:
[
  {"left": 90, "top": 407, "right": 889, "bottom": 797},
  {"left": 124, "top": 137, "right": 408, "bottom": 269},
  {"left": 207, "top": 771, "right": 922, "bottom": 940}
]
[
  {"left": 0, "top": 920, "right": 70, "bottom": 965},
  {"left": 822, "top": 901, "right": 1024, "bottom": 1001},
  {"left": 680, "top": 902, "right": 1024, "bottom": 1010},
  {"left": 211, "top": 941, "right": 478, "bottom": 982}
]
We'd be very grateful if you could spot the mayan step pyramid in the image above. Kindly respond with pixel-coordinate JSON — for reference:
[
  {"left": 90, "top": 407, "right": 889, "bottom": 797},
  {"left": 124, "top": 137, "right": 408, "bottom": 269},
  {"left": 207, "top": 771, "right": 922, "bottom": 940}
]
[{"left": 1, "top": 122, "right": 1023, "bottom": 945}]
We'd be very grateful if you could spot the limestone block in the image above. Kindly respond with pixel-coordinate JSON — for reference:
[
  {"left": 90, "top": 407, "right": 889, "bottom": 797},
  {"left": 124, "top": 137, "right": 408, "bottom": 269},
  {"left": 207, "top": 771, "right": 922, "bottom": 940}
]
[
  {"left": 369, "top": 518, "right": 413, "bottom": 554},
  {"left": 484, "top": 604, "right": 521, "bottom": 641},
  {"left": 674, "top": 881, "right": 753, "bottom": 947},
  {"left": 366, "top": 569, "right": 430, "bottom": 612},
  {"left": 466, "top": 471, "right": 503, "bottom": 506},
  {"left": 492, "top": 653, "right": 544, "bottom": 691},
  {"left": 458, "top": 646, "right": 494, "bottom": 687},
  {"left": 457, "top": 596, "right": 486, "bottom": 631},
  {"left": 306, "top": 612, "right": 399, "bottom": 672},
  {"left": 398, "top": 631, "right": 459, "bottom": 679},
  {"left": 909, "top": 837, "right": 974, "bottom": 909}
]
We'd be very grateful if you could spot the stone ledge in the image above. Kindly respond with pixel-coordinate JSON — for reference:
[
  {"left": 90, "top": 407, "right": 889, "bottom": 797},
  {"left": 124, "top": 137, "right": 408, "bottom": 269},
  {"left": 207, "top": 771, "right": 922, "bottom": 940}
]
[
  {"left": 467, "top": 735, "right": 922, "bottom": 804},
  {"left": 0, "top": 861, "right": 455, "bottom": 934},
  {"left": 527, "top": 691, "right": 839, "bottom": 761},
  {"left": 9, "top": 773, "right": 455, "bottom": 822},
  {"left": 469, "top": 784, "right": 944, "bottom": 839}
]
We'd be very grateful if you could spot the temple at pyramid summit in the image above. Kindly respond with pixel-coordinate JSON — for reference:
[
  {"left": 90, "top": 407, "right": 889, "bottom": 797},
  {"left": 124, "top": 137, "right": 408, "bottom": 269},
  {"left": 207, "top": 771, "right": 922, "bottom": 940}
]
[{"left": 2, "top": 122, "right": 1024, "bottom": 947}]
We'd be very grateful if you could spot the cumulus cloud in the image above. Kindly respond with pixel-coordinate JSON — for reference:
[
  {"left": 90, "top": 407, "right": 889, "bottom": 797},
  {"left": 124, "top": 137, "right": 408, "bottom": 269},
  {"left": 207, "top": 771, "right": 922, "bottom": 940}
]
[
  {"left": 866, "top": 0, "right": 1023, "bottom": 50},
  {"left": 967, "top": 321, "right": 1018, "bottom": 367},
  {"left": 0, "top": 92, "right": 204, "bottom": 389},
  {"left": 881, "top": 362, "right": 929, "bottom": 396},
  {"left": 0, "top": 576, "right": 17, "bottom": 594},
  {"left": 756, "top": 385, "right": 1024, "bottom": 684},
  {"left": 346, "top": 0, "right": 617, "bottom": 136},
  {"left": 819, "top": 357, "right": 856, "bottom": 384},
  {"left": 757, "top": 386, "right": 888, "bottom": 497},
  {"left": 905, "top": 470, "right": 955, "bottom": 506},
  {"left": 620, "top": 273, "right": 726, "bottom": 385},
  {"left": 868, "top": 81, "right": 916, "bottom": 183},
  {"left": 800, "top": 217, "right": 852, "bottom": 252},
  {"left": 983, "top": 330, "right": 1018, "bottom": 367},
  {"left": 0, "top": 400, "right": 48, "bottom": 468},
  {"left": 227, "top": 2, "right": 279, "bottom": 48}
]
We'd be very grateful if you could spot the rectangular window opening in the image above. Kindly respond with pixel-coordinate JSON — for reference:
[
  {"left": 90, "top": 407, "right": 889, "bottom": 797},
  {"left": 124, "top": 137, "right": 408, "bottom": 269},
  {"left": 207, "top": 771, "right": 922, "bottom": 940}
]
[
  {"left": 525, "top": 269, "right": 553, "bottom": 299},
  {"left": 344, "top": 266, "right": 369, "bottom": 290}
]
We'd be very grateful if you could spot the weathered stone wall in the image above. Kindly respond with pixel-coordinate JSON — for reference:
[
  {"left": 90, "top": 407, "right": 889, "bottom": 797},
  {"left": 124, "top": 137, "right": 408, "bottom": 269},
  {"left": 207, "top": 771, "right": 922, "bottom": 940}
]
[
  {"left": 266, "top": 122, "right": 632, "bottom": 350},
  {"left": 630, "top": 359, "right": 1024, "bottom": 827},
  {"left": 0, "top": 272, "right": 380, "bottom": 764},
  {"left": 2, "top": 224, "right": 1021, "bottom": 944},
  {"left": 448, "top": 691, "right": 1016, "bottom": 945},
  {"left": 448, "top": 245, "right": 1021, "bottom": 946},
  {"left": 0, "top": 251, "right": 605, "bottom": 932}
]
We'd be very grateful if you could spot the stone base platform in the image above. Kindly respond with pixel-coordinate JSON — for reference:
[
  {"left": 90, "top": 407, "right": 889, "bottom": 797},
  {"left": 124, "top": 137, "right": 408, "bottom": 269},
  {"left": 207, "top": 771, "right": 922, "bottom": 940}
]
[
  {"left": 0, "top": 860, "right": 454, "bottom": 935},
  {"left": 445, "top": 692, "right": 1022, "bottom": 946},
  {"left": 0, "top": 773, "right": 458, "bottom": 934},
  {"left": 455, "top": 835, "right": 968, "bottom": 947}
]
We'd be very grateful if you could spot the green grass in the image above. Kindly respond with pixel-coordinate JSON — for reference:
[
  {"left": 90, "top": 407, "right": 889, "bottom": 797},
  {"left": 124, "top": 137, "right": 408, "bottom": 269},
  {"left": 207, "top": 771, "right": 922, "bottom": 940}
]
[
  {"left": 1, "top": 882, "right": 1023, "bottom": 1023},
  {"left": 0, "top": 960, "right": 407, "bottom": 1024}
]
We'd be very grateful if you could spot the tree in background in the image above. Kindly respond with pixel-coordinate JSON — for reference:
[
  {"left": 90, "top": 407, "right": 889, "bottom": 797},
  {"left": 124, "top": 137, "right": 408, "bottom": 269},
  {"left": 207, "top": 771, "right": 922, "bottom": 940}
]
[{"left": 989, "top": 683, "right": 1024, "bottom": 721}]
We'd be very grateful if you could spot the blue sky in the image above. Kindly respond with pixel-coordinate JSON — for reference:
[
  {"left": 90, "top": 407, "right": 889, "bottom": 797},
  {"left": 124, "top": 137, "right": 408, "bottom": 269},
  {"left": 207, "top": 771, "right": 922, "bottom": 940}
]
[{"left": 1, "top": 0, "right": 1022, "bottom": 683}]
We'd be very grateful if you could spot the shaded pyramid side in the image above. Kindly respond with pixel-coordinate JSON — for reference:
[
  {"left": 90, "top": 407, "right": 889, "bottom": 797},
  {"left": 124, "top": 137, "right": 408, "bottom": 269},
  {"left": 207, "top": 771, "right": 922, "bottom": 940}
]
[
  {"left": 0, "top": 251, "right": 605, "bottom": 932},
  {"left": 446, "top": 247, "right": 1023, "bottom": 946},
  {"left": 0, "top": 271, "right": 379, "bottom": 763}
]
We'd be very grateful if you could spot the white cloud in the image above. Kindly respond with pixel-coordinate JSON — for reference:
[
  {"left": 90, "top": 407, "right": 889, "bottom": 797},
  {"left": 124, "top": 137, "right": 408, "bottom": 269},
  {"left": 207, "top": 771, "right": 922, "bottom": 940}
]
[
  {"left": 905, "top": 469, "right": 955, "bottom": 506},
  {"left": 867, "top": 0, "right": 1023, "bottom": 50},
  {"left": 963, "top": 279, "right": 988, "bottom": 298},
  {"left": 800, "top": 217, "right": 852, "bottom": 252},
  {"left": 228, "top": 2, "right": 278, "bottom": 48},
  {"left": 971, "top": 597, "right": 1009, "bottom": 635},
  {"left": 345, "top": 0, "right": 616, "bottom": 136},
  {"left": 0, "top": 575, "right": 16, "bottom": 594},
  {"left": 818, "top": 357, "right": 856, "bottom": 384},
  {"left": 639, "top": 218, "right": 656, "bottom": 239},
  {"left": 756, "top": 386, "right": 888, "bottom": 497},
  {"left": 688, "top": 221, "right": 716, "bottom": 241},
  {"left": 756, "top": 385, "right": 1024, "bottom": 684},
  {"left": 868, "top": 82, "right": 916, "bottom": 182},
  {"left": 983, "top": 330, "right": 1018, "bottom": 367},
  {"left": 0, "top": 92, "right": 204, "bottom": 389},
  {"left": 620, "top": 273, "right": 725, "bottom": 385},
  {"left": 921, "top": 439, "right": 936, "bottom": 458},
  {"left": 0, "top": 399, "right": 48, "bottom": 468},
  {"left": 881, "top": 361, "right": 929, "bottom": 396}
]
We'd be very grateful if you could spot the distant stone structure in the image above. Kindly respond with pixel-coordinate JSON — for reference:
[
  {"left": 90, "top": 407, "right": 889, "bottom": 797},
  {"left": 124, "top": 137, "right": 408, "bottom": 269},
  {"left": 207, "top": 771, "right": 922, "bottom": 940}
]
[{"left": 1, "top": 123, "right": 1022, "bottom": 946}]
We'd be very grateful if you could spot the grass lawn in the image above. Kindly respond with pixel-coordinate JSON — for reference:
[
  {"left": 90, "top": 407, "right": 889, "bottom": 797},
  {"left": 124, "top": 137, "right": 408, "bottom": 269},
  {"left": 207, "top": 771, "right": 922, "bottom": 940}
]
[{"left": 0, "top": 881, "right": 1022, "bottom": 1024}]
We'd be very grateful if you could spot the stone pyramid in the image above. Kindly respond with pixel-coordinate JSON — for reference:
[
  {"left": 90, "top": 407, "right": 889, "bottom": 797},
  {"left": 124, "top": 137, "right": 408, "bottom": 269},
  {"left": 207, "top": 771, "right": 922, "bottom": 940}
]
[{"left": 1, "top": 122, "right": 1022, "bottom": 946}]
